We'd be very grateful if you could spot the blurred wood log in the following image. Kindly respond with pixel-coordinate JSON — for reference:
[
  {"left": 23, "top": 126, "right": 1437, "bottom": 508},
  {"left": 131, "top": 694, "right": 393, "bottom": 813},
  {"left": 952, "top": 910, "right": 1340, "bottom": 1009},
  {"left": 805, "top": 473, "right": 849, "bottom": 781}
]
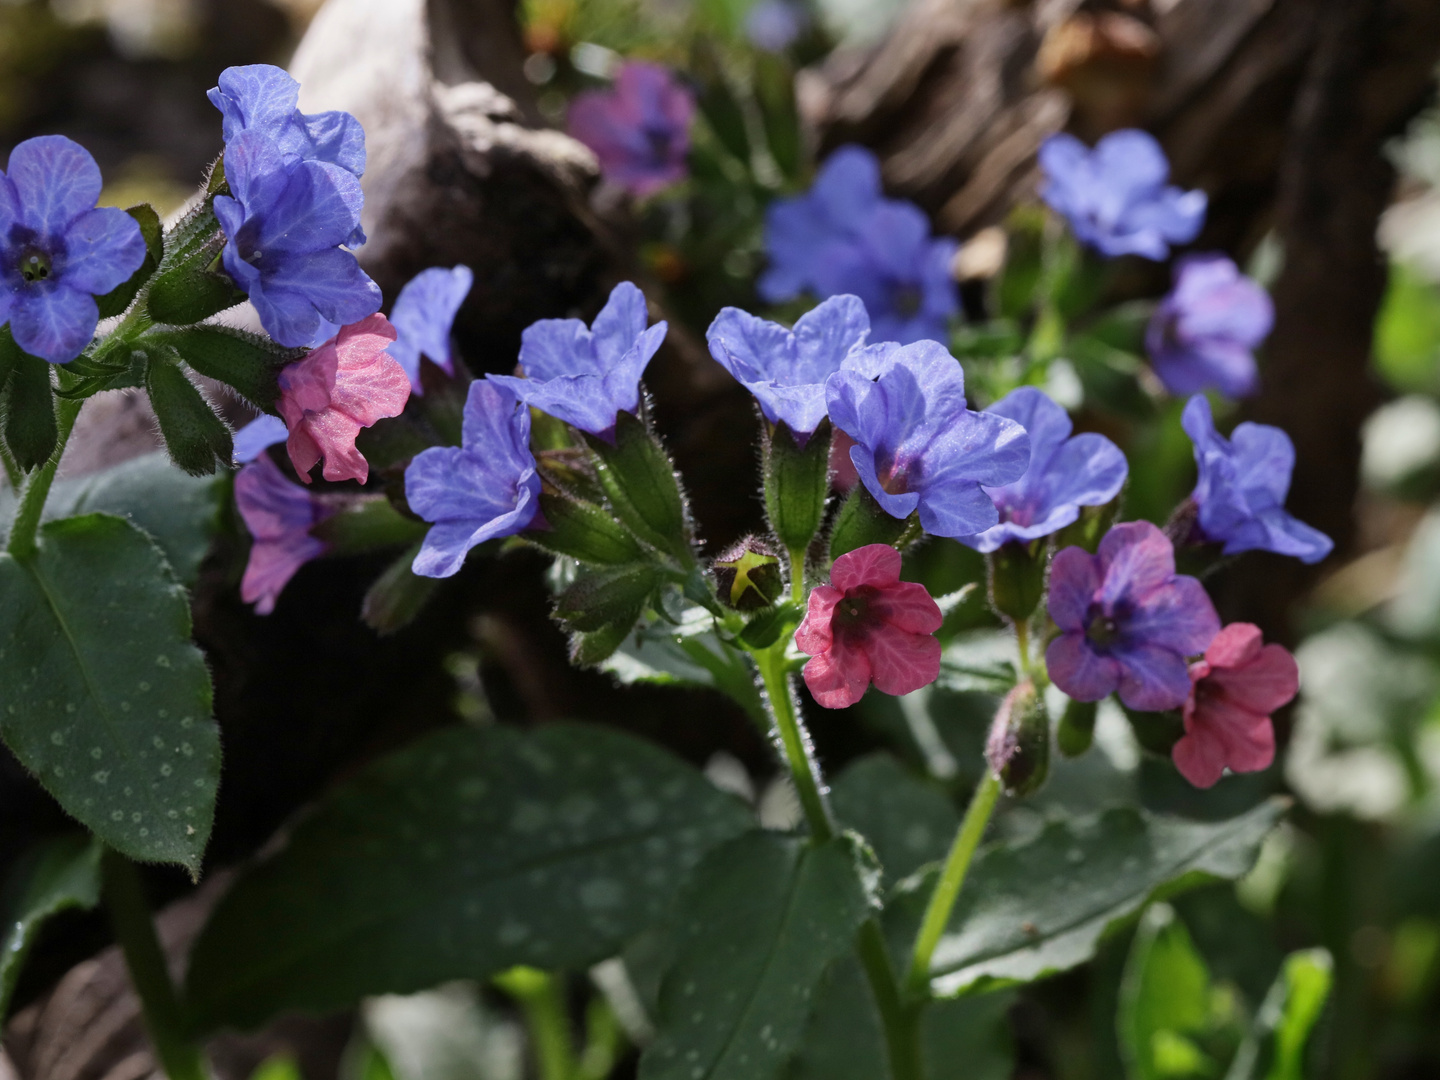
[{"left": 806, "top": 0, "right": 1440, "bottom": 638}]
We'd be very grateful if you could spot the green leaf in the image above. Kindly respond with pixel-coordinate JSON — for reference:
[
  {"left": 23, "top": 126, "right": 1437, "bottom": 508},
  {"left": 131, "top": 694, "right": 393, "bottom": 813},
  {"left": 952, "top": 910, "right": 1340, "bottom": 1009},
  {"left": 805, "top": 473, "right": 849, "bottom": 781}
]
[
  {"left": 0, "top": 514, "right": 218, "bottom": 870},
  {"left": 1224, "top": 949, "right": 1333, "bottom": 1080},
  {"left": 527, "top": 492, "right": 647, "bottom": 566},
  {"left": 1119, "top": 904, "right": 1214, "bottom": 1080},
  {"left": 142, "top": 325, "right": 300, "bottom": 412},
  {"left": 554, "top": 563, "right": 665, "bottom": 632},
  {"left": 0, "top": 834, "right": 103, "bottom": 1018},
  {"left": 96, "top": 204, "right": 163, "bottom": 320},
  {"left": 831, "top": 754, "right": 959, "bottom": 886},
  {"left": 1375, "top": 261, "right": 1440, "bottom": 392},
  {"left": 4, "top": 348, "right": 57, "bottom": 471},
  {"left": 924, "top": 799, "right": 1287, "bottom": 995},
  {"left": 0, "top": 451, "right": 225, "bottom": 587},
  {"left": 638, "top": 833, "right": 872, "bottom": 1080},
  {"left": 602, "top": 608, "right": 766, "bottom": 725},
  {"left": 790, "top": 957, "right": 1014, "bottom": 1080},
  {"left": 145, "top": 203, "right": 245, "bottom": 326},
  {"left": 185, "top": 723, "right": 751, "bottom": 1033},
  {"left": 146, "top": 353, "right": 233, "bottom": 475}
]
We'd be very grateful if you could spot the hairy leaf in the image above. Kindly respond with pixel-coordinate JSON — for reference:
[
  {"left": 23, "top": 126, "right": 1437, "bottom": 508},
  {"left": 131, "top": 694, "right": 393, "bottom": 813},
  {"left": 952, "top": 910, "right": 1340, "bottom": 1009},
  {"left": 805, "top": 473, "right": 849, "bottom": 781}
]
[
  {"left": 186, "top": 723, "right": 751, "bottom": 1032},
  {"left": 0, "top": 514, "right": 219, "bottom": 870}
]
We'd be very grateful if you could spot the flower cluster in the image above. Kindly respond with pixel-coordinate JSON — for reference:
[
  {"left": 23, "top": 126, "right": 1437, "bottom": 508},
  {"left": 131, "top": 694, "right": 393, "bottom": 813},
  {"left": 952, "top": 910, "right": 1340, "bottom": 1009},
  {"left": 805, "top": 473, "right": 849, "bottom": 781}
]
[
  {"left": 211, "top": 65, "right": 381, "bottom": 348},
  {"left": 760, "top": 146, "right": 959, "bottom": 345}
]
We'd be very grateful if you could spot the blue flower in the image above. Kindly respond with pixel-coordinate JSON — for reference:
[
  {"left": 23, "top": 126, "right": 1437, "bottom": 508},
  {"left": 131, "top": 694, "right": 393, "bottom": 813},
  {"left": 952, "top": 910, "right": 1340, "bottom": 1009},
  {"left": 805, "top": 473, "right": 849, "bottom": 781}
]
[
  {"left": 236, "top": 453, "right": 333, "bottom": 615},
  {"left": 386, "top": 265, "right": 473, "bottom": 394},
  {"left": 1147, "top": 254, "right": 1272, "bottom": 399},
  {"left": 405, "top": 379, "right": 541, "bottom": 578},
  {"left": 232, "top": 414, "right": 288, "bottom": 463},
  {"left": 214, "top": 129, "right": 381, "bottom": 348},
  {"left": 706, "top": 294, "right": 869, "bottom": 440},
  {"left": 0, "top": 136, "right": 145, "bottom": 363},
  {"left": 1038, "top": 130, "right": 1206, "bottom": 260},
  {"left": 759, "top": 145, "right": 958, "bottom": 345},
  {"left": 825, "top": 340, "right": 1030, "bottom": 537},
  {"left": 960, "top": 386, "right": 1127, "bottom": 552},
  {"left": 489, "top": 281, "right": 666, "bottom": 440},
  {"left": 209, "top": 64, "right": 366, "bottom": 179},
  {"left": 1181, "top": 395, "right": 1333, "bottom": 564}
]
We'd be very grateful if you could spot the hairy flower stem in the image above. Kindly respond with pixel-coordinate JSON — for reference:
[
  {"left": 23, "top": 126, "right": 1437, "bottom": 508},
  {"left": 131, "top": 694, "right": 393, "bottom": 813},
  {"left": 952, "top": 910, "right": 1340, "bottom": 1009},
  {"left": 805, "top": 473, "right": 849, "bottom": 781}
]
[
  {"left": 788, "top": 547, "right": 806, "bottom": 605},
  {"left": 101, "top": 850, "right": 207, "bottom": 1080},
  {"left": 496, "top": 967, "right": 578, "bottom": 1080},
  {"left": 0, "top": 439, "right": 21, "bottom": 491},
  {"left": 5, "top": 396, "right": 81, "bottom": 561},
  {"left": 1014, "top": 619, "right": 1031, "bottom": 677},
  {"left": 753, "top": 644, "right": 924, "bottom": 1080},
  {"left": 754, "top": 644, "right": 834, "bottom": 841},
  {"left": 906, "top": 769, "right": 1002, "bottom": 995}
]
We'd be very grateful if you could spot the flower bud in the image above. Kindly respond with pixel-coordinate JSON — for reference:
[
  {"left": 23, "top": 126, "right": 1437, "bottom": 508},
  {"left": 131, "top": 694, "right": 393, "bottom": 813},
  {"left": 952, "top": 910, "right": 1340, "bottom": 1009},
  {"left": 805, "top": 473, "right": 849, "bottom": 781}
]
[
  {"left": 712, "top": 536, "right": 784, "bottom": 612},
  {"left": 585, "top": 411, "right": 693, "bottom": 563},
  {"left": 828, "top": 487, "right": 908, "bottom": 561},
  {"left": 1057, "top": 697, "right": 1097, "bottom": 757},
  {"left": 987, "top": 540, "right": 1045, "bottom": 623},
  {"left": 763, "top": 420, "right": 831, "bottom": 556},
  {"left": 986, "top": 680, "right": 1051, "bottom": 797}
]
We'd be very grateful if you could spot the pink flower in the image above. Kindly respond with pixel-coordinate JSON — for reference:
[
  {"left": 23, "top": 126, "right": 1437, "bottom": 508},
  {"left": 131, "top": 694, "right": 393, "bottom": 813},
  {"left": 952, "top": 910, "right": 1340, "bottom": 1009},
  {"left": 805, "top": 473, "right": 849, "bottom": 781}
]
[
  {"left": 236, "top": 455, "right": 334, "bottom": 614},
  {"left": 1173, "top": 623, "right": 1298, "bottom": 788},
  {"left": 795, "top": 544, "right": 943, "bottom": 709},
  {"left": 277, "top": 313, "right": 411, "bottom": 483}
]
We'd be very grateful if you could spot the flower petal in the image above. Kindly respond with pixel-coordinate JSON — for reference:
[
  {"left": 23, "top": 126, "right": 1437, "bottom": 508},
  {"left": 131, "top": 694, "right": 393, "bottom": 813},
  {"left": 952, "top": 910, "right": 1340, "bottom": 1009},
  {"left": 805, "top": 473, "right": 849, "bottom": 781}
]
[
  {"left": 6, "top": 135, "right": 102, "bottom": 233},
  {"left": 10, "top": 285, "right": 97, "bottom": 364},
  {"left": 1045, "top": 633, "right": 1120, "bottom": 702},
  {"left": 1113, "top": 642, "right": 1193, "bottom": 711},
  {"left": 864, "top": 628, "right": 941, "bottom": 697},
  {"left": 1047, "top": 546, "right": 1101, "bottom": 632},
  {"left": 830, "top": 543, "right": 901, "bottom": 592}
]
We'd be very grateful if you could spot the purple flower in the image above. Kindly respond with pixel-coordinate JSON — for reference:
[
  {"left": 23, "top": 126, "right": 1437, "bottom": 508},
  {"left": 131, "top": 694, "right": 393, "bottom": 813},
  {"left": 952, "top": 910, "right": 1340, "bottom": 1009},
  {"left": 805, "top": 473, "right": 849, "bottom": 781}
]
[
  {"left": 0, "top": 136, "right": 146, "bottom": 363},
  {"left": 825, "top": 340, "right": 1031, "bottom": 537},
  {"left": 746, "top": 0, "right": 807, "bottom": 51},
  {"left": 405, "top": 379, "right": 541, "bottom": 579},
  {"left": 960, "top": 386, "right": 1127, "bottom": 552},
  {"left": 214, "top": 129, "right": 381, "bottom": 348},
  {"left": 759, "top": 146, "right": 958, "bottom": 345},
  {"left": 567, "top": 62, "right": 694, "bottom": 197},
  {"left": 489, "top": 281, "right": 665, "bottom": 440},
  {"left": 236, "top": 454, "right": 333, "bottom": 615},
  {"left": 1147, "top": 254, "right": 1273, "bottom": 399},
  {"left": 386, "top": 265, "right": 473, "bottom": 394},
  {"left": 1181, "top": 395, "right": 1333, "bottom": 564},
  {"left": 1038, "top": 130, "right": 1206, "bottom": 260},
  {"left": 209, "top": 64, "right": 366, "bottom": 180},
  {"left": 705, "top": 294, "right": 869, "bottom": 440},
  {"left": 232, "top": 414, "right": 288, "bottom": 463},
  {"left": 1046, "top": 521, "right": 1220, "bottom": 711}
]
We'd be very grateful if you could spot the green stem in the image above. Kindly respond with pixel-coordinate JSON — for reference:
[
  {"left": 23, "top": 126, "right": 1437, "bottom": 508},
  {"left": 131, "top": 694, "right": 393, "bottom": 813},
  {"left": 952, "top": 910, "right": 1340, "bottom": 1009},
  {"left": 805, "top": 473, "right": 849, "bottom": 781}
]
[
  {"left": 497, "top": 967, "right": 577, "bottom": 1080},
  {"left": 1014, "top": 620, "right": 1031, "bottom": 677},
  {"left": 788, "top": 547, "right": 806, "bottom": 605},
  {"left": 754, "top": 644, "right": 833, "bottom": 841},
  {"left": 6, "top": 396, "right": 81, "bottom": 561},
  {"left": 100, "top": 850, "right": 206, "bottom": 1080},
  {"left": 906, "top": 770, "right": 1002, "bottom": 995},
  {"left": 856, "top": 920, "right": 925, "bottom": 1080}
]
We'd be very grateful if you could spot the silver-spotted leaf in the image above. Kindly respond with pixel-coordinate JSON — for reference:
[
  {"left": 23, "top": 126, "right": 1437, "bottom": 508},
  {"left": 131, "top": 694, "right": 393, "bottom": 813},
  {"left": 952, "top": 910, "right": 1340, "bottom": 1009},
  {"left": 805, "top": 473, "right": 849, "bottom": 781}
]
[
  {"left": 0, "top": 514, "right": 218, "bottom": 870},
  {"left": 0, "top": 834, "right": 103, "bottom": 1017}
]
